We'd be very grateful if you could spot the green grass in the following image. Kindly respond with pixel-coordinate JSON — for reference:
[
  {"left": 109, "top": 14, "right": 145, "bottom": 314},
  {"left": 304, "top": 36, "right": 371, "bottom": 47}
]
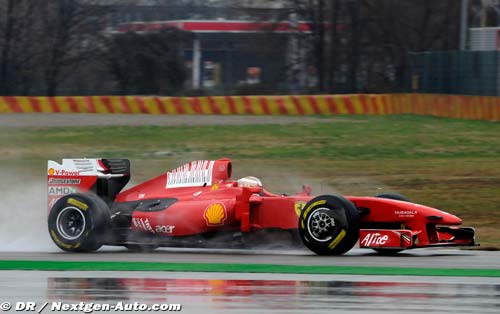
[
  {"left": 4, "top": 115, "right": 500, "bottom": 161},
  {"left": 0, "top": 260, "right": 499, "bottom": 276},
  {"left": 2, "top": 115, "right": 499, "bottom": 159},
  {"left": 2, "top": 114, "right": 500, "bottom": 246}
]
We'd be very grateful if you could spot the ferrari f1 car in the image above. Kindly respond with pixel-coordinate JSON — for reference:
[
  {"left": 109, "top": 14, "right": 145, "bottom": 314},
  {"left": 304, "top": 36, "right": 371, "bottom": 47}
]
[{"left": 47, "top": 158, "right": 476, "bottom": 254}]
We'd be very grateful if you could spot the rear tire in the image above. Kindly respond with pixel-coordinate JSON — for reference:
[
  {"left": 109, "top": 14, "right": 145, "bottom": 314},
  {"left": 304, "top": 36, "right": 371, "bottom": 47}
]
[
  {"left": 48, "top": 193, "right": 110, "bottom": 252},
  {"left": 298, "top": 195, "right": 360, "bottom": 255}
]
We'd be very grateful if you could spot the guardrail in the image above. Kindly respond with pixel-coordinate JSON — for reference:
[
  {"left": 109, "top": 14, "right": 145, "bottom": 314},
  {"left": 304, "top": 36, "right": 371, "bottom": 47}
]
[
  {"left": 0, "top": 94, "right": 499, "bottom": 121},
  {"left": 395, "top": 94, "right": 500, "bottom": 121}
]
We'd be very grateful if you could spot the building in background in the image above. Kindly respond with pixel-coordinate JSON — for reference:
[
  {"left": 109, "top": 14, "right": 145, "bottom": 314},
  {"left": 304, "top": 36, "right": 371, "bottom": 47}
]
[
  {"left": 467, "top": 0, "right": 500, "bottom": 96},
  {"left": 96, "top": 0, "right": 313, "bottom": 93},
  {"left": 114, "top": 20, "right": 311, "bottom": 92}
]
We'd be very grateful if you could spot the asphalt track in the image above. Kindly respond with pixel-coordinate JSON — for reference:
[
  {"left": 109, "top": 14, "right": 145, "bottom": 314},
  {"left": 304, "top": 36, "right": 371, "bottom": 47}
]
[
  {"left": 0, "top": 248, "right": 499, "bottom": 314},
  {"left": 0, "top": 270, "right": 498, "bottom": 314},
  {"left": 0, "top": 113, "right": 342, "bottom": 128},
  {"left": 0, "top": 247, "right": 499, "bottom": 270}
]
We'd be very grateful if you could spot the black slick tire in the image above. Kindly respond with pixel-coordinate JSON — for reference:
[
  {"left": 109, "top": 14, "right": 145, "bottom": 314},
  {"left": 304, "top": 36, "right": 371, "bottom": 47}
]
[
  {"left": 48, "top": 193, "right": 110, "bottom": 252},
  {"left": 298, "top": 194, "right": 360, "bottom": 255}
]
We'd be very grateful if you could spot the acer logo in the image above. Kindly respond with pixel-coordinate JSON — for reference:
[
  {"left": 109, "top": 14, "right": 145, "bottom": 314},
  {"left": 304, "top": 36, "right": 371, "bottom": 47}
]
[
  {"left": 361, "top": 233, "right": 389, "bottom": 246},
  {"left": 155, "top": 225, "right": 175, "bottom": 234}
]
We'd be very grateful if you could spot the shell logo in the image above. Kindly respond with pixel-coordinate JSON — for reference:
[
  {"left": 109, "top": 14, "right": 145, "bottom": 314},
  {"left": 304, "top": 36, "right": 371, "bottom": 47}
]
[
  {"left": 48, "top": 168, "right": 55, "bottom": 176},
  {"left": 204, "top": 202, "right": 227, "bottom": 226}
]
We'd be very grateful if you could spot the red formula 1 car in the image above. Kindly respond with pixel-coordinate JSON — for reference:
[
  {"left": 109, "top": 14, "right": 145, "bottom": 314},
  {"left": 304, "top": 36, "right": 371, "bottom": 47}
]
[{"left": 47, "top": 158, "right": 476, "bottom": 254}]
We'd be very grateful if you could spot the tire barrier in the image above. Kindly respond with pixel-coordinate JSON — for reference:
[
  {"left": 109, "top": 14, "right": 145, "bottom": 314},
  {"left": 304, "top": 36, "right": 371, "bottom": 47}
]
[
  {"left": 0, "top": 94, "right": 499, "bottom": 121},
  {"left": 395, "top": 94, "right": 500, "bottom": 121}
]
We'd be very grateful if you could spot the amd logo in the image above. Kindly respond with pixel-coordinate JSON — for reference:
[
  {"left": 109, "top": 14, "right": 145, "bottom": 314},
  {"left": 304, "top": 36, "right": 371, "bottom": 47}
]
[{"left": 48, "top": 186, "right": 77, "bottom": 196}]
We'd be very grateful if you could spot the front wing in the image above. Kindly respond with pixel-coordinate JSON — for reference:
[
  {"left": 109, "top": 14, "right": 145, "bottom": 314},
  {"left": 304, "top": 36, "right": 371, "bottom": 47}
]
[{"left": 359, "top": 227, "right": 476, "bottom": 250}]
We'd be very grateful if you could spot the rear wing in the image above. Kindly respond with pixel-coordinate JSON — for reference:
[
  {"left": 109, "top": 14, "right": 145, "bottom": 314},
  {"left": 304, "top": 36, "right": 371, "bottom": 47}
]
[{"left": 47, "top": 158, "right": 130, "bottom": 211}]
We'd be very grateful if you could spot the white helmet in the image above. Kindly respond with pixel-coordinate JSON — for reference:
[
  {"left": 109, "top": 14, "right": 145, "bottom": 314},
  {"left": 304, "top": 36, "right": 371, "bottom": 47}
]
[{"left": 237, "top": 176, "right": 262, "bottom": 187}]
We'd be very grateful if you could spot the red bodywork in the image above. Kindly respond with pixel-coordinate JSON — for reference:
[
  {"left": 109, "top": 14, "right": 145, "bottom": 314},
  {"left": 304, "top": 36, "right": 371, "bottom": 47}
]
[
  {"left": 114, "top": 159, "right": 310, "bottom": 236},
  {"left": 47, "top": 158, "right": 476, "bottom": 252}
]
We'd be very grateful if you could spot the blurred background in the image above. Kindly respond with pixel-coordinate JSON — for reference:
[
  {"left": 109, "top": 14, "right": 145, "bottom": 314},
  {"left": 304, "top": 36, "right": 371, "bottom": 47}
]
[{"left": 1, "top": 0, "right": 500, "bottom": 97}]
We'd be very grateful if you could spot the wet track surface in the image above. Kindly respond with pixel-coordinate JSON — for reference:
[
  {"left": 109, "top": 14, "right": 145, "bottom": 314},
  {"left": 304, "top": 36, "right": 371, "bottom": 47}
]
[
  {"left": 0, "top": 113, "right": 341, "bottom": 128},
  {"left": 0, "top": 271, "right": 499, "bottom": 314},
  {"left": 1, "top": 247, "right": 500, "bottom": 269},
  {"left": 1, "top": 248, "right": 500, "bottom": 313}
]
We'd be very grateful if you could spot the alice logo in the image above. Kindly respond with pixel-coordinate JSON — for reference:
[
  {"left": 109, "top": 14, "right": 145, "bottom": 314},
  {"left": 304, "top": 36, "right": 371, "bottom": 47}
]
[{"left": 204, "top": 203, "right": 227, "bottom": 226}]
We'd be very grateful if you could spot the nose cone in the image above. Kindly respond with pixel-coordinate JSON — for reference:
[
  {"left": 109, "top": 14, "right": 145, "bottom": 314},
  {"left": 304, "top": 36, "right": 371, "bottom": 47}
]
[
  {"left": 403, "top": 201, "right": 463, "bottom": 225},
  {"left": 422, "top": 207, "right": 462, "bottom": 225}
]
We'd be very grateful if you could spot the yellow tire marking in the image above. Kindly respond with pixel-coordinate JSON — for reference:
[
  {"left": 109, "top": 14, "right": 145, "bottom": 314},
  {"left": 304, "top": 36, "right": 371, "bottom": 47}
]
[
  {"left": 300, "top": 199, "right": 327, "bottom": 232},
  {"left": 328, "top": 229, "right": 347, "bottom": 249},
  {"left": 50, "top": 229, "right": 80, "bottom": 249},
  {"left": 302, "top": 199, "right": 326, "bottom": 218},
  {"left": 67, "top": 198, "right": 88, "bottom": 211}
]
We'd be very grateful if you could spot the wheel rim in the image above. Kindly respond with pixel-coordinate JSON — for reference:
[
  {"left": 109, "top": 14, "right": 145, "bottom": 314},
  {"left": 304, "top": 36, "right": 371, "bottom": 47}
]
[
  {"left": 56, "top": 206, "right": 86, "bottom": 240},
  {"left": 307, "top": 207, "right": 337, "bottom": 242}
]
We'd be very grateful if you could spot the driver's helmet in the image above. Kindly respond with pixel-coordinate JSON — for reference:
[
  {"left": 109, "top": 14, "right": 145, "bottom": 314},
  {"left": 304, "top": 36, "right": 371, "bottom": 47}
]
[{"left": 237, "top": 176, "right": 262, "bottom": 187}]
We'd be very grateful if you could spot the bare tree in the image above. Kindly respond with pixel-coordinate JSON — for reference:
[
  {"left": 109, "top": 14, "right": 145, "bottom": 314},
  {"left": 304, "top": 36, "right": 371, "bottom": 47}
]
[
  {"left": 362, "top": 0, "right": 461, "bottom": 91},
  {"left": 105, "top": 28, "right": 192, "bottom": 95},
  {"left": 0, "top": 0, "right": 116, "bottom": 96},
  {"left": 0, "top": 0, "right": 45, "bottom": 94},
  {"left": 283, "top": 0, "right": 463, "bottom": 93},
  {"left": 0, "top": 0, "right": 15, "bottom": 94},
  {"left": 39, "top": 1, "right": 115, "bottom": 95}
]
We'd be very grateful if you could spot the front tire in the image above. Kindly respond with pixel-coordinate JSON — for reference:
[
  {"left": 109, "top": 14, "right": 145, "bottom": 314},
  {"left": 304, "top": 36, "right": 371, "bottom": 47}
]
[
  {"left": 48, "top": 193, "right": 110, "bottom": 252},
  {"left": 298, "top": 195, "right": 360, "bottom": 255}
]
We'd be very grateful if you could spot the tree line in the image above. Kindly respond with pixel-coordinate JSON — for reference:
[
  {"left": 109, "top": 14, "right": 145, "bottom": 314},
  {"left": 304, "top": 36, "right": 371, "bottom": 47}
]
[
  {"left": 0, "top": 0, "right": 191, "bottom": 96},
  {"left": 282, "top": 0, "right": 463, "bottom": 94},
  {"left": 0, "top": 0, "right": 474, "bottom": 96}
]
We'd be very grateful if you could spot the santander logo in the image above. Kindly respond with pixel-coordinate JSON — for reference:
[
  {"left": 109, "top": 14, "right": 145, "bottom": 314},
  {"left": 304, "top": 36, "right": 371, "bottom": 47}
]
[{"left": 360, "top": 233, "right": 389, "bottom": 246}]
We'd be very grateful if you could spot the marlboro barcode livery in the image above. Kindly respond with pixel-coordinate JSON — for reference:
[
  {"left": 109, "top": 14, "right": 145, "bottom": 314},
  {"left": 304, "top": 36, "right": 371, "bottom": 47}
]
[{"left": 47, "top": 158, "right": 476, "bottom": 254}]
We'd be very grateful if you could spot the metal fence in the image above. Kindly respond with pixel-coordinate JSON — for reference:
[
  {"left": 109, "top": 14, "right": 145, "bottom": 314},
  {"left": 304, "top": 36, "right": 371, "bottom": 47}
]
[{"left": 410, "top": 51, "right": 500, "bottom": 96}]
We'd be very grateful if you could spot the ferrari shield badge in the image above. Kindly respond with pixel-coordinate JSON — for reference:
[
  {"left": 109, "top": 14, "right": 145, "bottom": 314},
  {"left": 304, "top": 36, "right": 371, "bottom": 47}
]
[{"left": 294, "top": 201, "right": 307, "bottom": 217}]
